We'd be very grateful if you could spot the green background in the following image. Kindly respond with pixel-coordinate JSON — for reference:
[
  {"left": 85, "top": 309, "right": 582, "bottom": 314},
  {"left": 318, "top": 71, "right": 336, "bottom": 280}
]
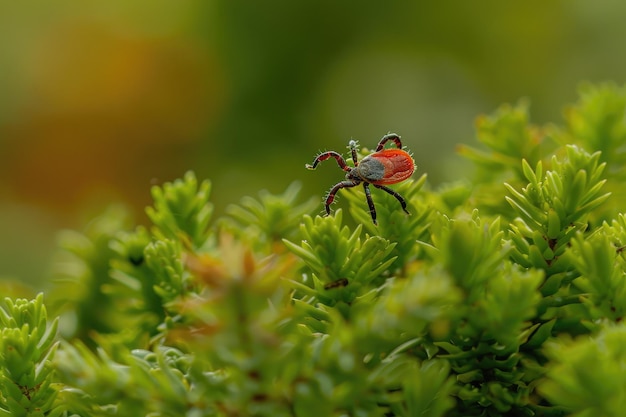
[{"left": 1, "top": 0, "right": 626, "bottom": 285}]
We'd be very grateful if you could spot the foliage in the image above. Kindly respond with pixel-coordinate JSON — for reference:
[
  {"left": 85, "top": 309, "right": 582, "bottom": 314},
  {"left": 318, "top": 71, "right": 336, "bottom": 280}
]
[
  {"left": 3, "top": 83, "right": 626, "bottom": 415},
  {"left": 0, "top": 294, "right": 60, "bottom": 417}
]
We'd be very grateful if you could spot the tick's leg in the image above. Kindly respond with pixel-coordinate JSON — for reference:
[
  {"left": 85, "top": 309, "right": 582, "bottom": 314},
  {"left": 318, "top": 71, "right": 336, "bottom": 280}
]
[
  {"left": 373, "top": 184, "right": 410, "bottom": 214},
  {"left": 348, "top": 140, "right": 360, "bottom": 166},
  {"left": 376, "top": 133, "right": 402, "bottom": 151},
  {"left": 325, "top": 180, "right": 360, "bottom": 215},
  {"left": 363, "top": 183, "right": 377, "bottom": 225},
  {"left": 306, "top": 151, "right": 351, "bottom": 172}
]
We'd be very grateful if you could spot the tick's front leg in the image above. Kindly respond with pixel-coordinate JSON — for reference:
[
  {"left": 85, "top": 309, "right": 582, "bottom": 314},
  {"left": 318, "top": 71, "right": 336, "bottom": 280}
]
[
  {"left": 325, "top": 180, "right": 360, "bottom": 215},
  {"left": 306, "top": 151, "right": 351, "bottom": 173}
]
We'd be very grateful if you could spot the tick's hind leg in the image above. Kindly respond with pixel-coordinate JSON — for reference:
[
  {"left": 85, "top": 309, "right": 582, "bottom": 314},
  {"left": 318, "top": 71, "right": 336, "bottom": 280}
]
[
  {"left": 324, "top": 180, "right": 360, "bottom": 215},
  {"left": 373, "top": 184, "right": 410, "bottom": 215},
  {"left": 376, "top": 133, "right": 402, "bottom": 151},
  {"left": 363, "top": 183, "right": 377, "bottom": 225},
  {"left": 306, "top": 151, "right": 351, "bottom": 172}
]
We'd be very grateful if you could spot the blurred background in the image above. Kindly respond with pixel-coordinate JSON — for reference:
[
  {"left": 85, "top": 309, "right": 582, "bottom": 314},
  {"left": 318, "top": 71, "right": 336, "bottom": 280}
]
[{"left": 1, "top": 0, "right": 626, "bottom": 287}]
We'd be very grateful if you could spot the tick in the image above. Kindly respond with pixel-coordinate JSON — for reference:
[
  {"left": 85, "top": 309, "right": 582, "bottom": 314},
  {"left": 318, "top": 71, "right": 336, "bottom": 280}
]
[{"left": 306, "top": 133, "right": 415, "bottom": 225}]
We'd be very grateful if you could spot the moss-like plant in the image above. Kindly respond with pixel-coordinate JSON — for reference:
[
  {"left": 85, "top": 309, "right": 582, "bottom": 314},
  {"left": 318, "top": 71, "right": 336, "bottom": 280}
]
[
  {"left": 3, "top": 83, "right": 626, "bottom": 416},
  {"left": 0, "top": 294, "right": 59, "bottom": 417}
]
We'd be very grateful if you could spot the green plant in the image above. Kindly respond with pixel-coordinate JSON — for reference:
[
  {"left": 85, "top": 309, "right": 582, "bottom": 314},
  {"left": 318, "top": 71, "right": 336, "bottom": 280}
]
[
  {"left": 0, "top": 294, "right": 60, "bottom": 417},
  {"left": 3, "top": 83, "right": 626, "bottom": 416}
]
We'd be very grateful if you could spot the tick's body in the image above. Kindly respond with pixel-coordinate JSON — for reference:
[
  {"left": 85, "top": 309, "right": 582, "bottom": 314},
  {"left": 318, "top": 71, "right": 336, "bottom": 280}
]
[
  {"left": 356, "top": 149, "right": 414, "bottom": 185},
  {"left": 306, "top": 133, "right": 415, "bottom": 225}
]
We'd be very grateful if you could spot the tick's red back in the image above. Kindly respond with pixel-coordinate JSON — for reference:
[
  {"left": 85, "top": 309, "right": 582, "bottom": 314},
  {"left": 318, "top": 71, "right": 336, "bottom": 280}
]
[{"left": 369, "top": 149, "right": 415, "bottom": 185}]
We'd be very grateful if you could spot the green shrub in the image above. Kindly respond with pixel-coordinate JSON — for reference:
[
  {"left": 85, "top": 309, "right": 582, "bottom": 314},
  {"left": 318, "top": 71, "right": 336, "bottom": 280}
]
[{"left": 3, "top": 83, "right": 626, "bottom": 416}]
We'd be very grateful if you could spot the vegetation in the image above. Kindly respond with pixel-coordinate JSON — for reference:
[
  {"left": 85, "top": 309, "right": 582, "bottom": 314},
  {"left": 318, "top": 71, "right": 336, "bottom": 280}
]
[{"left": 3, "top": 83, "right": 626, "bottom": 416}]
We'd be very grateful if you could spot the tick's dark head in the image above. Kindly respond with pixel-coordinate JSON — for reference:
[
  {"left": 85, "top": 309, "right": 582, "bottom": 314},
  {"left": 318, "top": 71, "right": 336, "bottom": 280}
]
[{"left": 345, "top": 167, "right": 360, "bottom": 181}]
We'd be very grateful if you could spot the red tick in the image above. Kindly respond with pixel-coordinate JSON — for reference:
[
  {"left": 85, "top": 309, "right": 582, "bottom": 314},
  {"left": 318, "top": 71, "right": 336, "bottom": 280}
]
[{"left": 306, "top": 133, "right": 415, "bottom": 225}]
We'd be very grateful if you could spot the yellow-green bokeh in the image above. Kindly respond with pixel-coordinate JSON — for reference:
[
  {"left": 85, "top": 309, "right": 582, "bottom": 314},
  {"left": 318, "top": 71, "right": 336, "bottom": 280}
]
[{"left": 1, "top": 0, "right": 626, "bottom": 285}]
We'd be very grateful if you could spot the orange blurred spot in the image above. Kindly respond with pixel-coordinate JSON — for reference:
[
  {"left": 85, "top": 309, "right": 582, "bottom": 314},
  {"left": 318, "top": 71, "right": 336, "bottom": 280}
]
[{"left": 2, "top": 20, "right": 226, "bottom": 216}]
